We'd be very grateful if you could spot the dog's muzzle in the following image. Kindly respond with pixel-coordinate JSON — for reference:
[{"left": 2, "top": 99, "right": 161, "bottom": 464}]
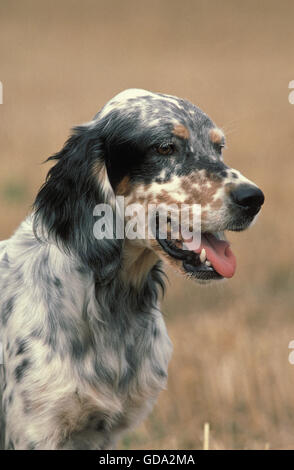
[{"left": 154, "top": 183, "right": 264, "bottom": 282}]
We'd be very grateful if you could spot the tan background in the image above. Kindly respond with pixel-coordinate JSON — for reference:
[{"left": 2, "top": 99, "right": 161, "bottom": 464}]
[{"left": 0, "top": 0, "right": 294, "bottom": 449}]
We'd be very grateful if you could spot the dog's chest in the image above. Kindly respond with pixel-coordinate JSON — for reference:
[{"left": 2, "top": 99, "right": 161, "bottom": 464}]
[{"left": 69, "top": 308, "right": 173, "bottom": 435}]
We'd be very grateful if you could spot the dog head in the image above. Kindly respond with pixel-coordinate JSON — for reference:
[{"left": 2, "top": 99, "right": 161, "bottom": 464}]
[{"left": 34, "top": 89, "right": 264, "bottom": 284}]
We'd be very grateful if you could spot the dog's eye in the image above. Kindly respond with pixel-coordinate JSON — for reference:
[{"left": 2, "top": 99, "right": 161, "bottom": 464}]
[
  {"left": 215, "top": 143, "right": 225, "bottom": 154},
  {"left": 157, "top": 143, "right": 175, "bottom": 156}
]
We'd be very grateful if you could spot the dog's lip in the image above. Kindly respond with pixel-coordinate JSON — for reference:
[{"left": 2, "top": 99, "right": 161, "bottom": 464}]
[
  {"left": 183, "top": 259, "right": 223, "bottom": 280},
  {"left": 155, "top": 233, "right": 222, "bottom": 279},
  {"left": 156, "top": 236, "right": 199, "bottom": 262},
  {"left": 155, "top": 229, "right": 236, "bottom": 280}
]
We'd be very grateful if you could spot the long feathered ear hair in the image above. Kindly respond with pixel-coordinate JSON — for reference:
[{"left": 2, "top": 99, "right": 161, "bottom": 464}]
[{"left": 33, "top": 123, "right": 123, "bottom": 283}]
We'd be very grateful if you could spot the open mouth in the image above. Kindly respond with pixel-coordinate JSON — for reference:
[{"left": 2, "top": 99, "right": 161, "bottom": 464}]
[{"left": 155, "top": 222, "right": 236, "bottom": 281}]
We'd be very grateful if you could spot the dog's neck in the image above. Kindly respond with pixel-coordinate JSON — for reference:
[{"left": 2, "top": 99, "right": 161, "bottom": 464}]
[{"left": 120, "top": 240, "right": 159, "bottom": 289}]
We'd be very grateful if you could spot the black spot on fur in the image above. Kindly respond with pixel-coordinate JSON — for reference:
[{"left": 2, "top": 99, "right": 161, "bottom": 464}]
[
  {"left": 7, "top": 439, "right": 14, "bottom": 450},
  {"left": 152, "top": 364, "right": 167, "bottom": 379},
  {"left": 118, "top": 367, "right": 134, "bottom": 390},
  {"left": 70, "top": 334, "right": 91, "bottom": 360},
  {"left": 96, "top": 420, "right": 107, "bottom": 432},
  {"left": 21, "top": 390, "right": 32, "bottom": 414},
  {"left": 15, "top": 338, "right": 28, "bottom": 356},
  {"left": 2, "top": 252, "right": 9, "bottom": 266},
  {"left": 8, "top": 392, "right": 13, "bottom": 405},
  {"left": 53, "top": 276, "right": 62, "bottom": 288},
  {"left": 87, "top": 413, "right": 107, "bottom": 432},
  {"left": 152, "top": 324, "right": 160, "bottom": 339},
  {"left": 27, "top": 441, "right": 36, "bottom": 450},
  {"left": 2, "top": 397, "right": 7, "bottom": 412},
  {"left": 1, "top": 297, "right": 14, "bottom": 326},
  {"left": 14, "top": 358, "right": 30, "bottom": 382}
]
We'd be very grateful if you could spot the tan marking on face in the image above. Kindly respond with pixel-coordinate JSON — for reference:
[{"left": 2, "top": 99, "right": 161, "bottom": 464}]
[
  {"left": 209, "top": 128, "right": 224, "bottom": 145},
  {"left": 92, "top": 160, "right": 104, "bottom": 178},
  {"left": 224, "top": 182, "right": 236, "bottom": 195},
  {"left": 92, "top": 161, "right": 116, "bottom": 206},
  {"left": 173, "top": 124, "right": 190, "bottom": 140},
  {"left": 116, "top": 176, "right": 133, "bottom": 196},
  {"left": 150, "top": 238, "right": 177, "bottom": 262},
  {"left": 125, "top": 185, "right": 155, "bottom": 206},
  {"left": 201, "top": 209, "right": 208, "bottom": 220},
  {"left": 156, "top": 189, "right": 179, "bottom": 206},
  {"left": 121, "top": 240, "right": 158, "bottom": 288},
  {"left": 210, "top": 198, "right": 222, "bottom": 210},
  {"left": 207, "top": 171, "right": 223, "bottom": 183},
  {"left": 180, "top": 176, "right": 223, "bottom": 207}
]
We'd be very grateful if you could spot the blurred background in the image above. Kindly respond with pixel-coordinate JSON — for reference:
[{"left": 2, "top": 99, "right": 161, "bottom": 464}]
[{"left": 0, "top": 0, "right": 294, "bottom": 449}]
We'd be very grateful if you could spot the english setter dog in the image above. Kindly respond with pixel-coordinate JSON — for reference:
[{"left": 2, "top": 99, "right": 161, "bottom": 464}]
[{"left": 0, "top": 89, "right": 264, "bottom": 449}]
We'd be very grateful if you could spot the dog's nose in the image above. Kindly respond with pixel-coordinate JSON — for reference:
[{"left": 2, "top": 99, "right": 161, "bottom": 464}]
[{"left": 230, "top": 184, "right": 264, "bottom": 216}]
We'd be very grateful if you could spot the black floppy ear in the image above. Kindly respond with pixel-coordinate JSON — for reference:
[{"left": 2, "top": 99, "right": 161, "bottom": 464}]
[{"left": 33, "top": 124, "right": 123, "bottom": 283}]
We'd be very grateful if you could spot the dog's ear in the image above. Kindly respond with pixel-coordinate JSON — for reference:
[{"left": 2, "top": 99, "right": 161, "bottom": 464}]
[{"left": 33, "top": 124, "right": 123, "bottom": 283}]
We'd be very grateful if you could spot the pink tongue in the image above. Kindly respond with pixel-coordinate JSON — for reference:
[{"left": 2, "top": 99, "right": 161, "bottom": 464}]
[{"left": 194, "top": 233, "right": 236, "bottom": 278}]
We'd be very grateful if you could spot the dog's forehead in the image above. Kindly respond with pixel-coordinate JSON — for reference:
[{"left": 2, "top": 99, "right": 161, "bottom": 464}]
[{"left": 97, "top": 88, "right": 213, "bottom": 129}]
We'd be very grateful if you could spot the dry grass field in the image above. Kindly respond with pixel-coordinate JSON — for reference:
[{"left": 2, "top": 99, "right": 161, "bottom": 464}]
[{"left": 1, "top": 0, "right": 294, "bottom": 449}]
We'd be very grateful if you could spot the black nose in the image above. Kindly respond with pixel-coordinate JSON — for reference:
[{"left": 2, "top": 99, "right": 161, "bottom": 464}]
[{"left": 230, "top": 184, "right": 264, "bottom": 216}]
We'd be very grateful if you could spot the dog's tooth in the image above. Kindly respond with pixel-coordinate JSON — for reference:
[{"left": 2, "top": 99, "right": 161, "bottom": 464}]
[
  {"left": 200, "top": 248, "right": 206, "bottom": 263},
  {"left": 205, "top": 260, "right": 211, "bottom": 266}
]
